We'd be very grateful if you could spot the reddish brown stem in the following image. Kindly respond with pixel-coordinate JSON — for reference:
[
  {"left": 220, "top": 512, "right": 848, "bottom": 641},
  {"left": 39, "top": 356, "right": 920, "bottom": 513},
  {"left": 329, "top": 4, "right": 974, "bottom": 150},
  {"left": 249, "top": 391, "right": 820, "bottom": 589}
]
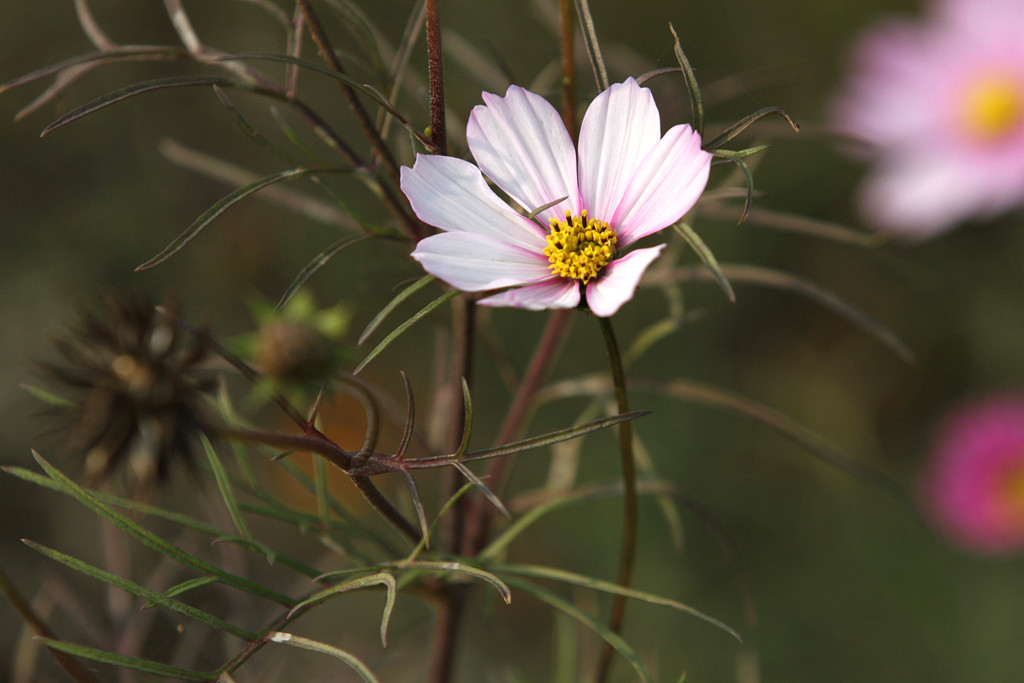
[{"left": 426, "top": 0, "right": 447, "bottom": 155}]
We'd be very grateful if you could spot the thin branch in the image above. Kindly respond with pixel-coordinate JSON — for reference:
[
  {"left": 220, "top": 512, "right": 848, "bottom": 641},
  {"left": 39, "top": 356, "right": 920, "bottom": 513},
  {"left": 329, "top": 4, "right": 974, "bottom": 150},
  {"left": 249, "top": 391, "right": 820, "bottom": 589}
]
[
  {"left": 426, "top": 0, "right": 447, "bottom": 155},
  {"left": 295, "top": 0, "right": 403, "bottom": 183},
  {"left": 594, "top": 316, "right": 638, "bottom": 683}
]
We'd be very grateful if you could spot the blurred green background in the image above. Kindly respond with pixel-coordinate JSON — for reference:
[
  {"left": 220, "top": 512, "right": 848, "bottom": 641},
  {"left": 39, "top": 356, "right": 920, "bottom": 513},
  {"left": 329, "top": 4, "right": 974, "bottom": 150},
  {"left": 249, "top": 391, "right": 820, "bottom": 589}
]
[{"left": 3, "top": 0, "right": 1024, "bottom": 681}]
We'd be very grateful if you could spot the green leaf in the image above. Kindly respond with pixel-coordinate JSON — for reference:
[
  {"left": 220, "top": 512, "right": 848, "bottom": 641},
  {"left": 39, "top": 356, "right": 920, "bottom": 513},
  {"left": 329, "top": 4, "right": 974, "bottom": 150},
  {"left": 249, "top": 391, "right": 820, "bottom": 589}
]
[
  {"left": 704, "top": 107, "right": 799, "bottom": 152},
  {"left": 19, "top": 382, "right": 74, "bottom": 408},
  {"left": 354, "top": 288, "right": 460, "bottom": 374},
  {"left": 669, "top": 23, "right": 704, "bottom": 136},
  {"left": 358, "top": 274, "right": 435, "bottom": 344},
  {"left": 288, "top": 572, "right": 397, "bottom": 647},
  {"left": 575, "top": 0, "right": 609, "bottom": 91},
  {"left": 698, "top": 204, "right": 879, "bottom": 246},
  {"left": 0, "top": 46, "right": 188, "bottom": 96},
  {"left": 497, "top": 564, "right": 740, "bottom": 641},
  {"left": 136, "top": 167, "right": 350, "bottom": 271},
  {"left": 38, "top": 638, "right": 212, "bottom": 680},
  {"left": 323, "top": 0, "right": 388, "bottom": 78},
  {"left": 268, "top": 632, "right": 381, "bottom": 683},
  {"left": 40, "top": 75, "right": 240, "bottom": 136},
  {"left": 407, "top": 411, "right": 649, "bottom": 466},
  {"left": 277, "top": 234, "right": 371, "bottom": 310},
  {"left": 679, "top": 263, "right": 913, "bottom": 362},
  {"left": 481, "top": 480, "right": 675, "bottom": 562},
  {"left": 160, "top": 576, "right": 219, "bottom": 601},
  {"left": 201, "top": 434, "right": 252, "bottom": 542},
  {"left": 24, "top": 540, "right": 257, "bottom": 640},
  {"left": 30, "top": 452, "right": 296, "bottom": 607},
  {"left": 502, "top": 577, "right": 654, "bottom": 683},
  {"left": 711, "top": 150, "right": 755, "bottom": 222},
  {"left": 635, "top": 379, "right": 912, "bottom": 505},
  {"left": 220, "top": 53, "right": 428, "bottom": 144},
  {"left": 211, "top": 85, "right": 300, "bottom": 166},
  {"left": 671, "top": 221, "right": 734, "bottom": 302}
]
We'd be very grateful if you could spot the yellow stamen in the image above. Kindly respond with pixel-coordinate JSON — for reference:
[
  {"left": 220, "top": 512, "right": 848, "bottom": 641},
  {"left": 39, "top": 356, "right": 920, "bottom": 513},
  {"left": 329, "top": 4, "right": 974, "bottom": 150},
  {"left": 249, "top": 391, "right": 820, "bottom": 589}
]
[
  {"left": 962, "top": 74, "right": 1024, "bottom": 141},
  {"left": 543, "top": 210, "right": 617, "bottom": 284}
]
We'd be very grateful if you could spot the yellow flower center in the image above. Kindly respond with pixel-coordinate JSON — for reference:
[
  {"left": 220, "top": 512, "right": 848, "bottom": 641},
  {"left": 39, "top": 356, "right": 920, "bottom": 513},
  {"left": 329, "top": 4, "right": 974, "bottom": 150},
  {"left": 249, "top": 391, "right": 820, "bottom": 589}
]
[
  {"left": 962, "top": 74, "right": 1024, "bottom": 142},
  {"left": 543, "top": 210, "right": 617, "bottom": 284},
  {"left": 998, "top": 463, "right": 1024, "bottom": 520}
]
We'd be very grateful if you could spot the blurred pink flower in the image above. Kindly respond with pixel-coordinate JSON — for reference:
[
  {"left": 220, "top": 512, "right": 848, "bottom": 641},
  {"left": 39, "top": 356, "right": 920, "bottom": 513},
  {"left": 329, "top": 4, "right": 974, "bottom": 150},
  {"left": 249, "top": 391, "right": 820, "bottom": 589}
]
[
  {"left": 833, "top": 0, "right": 1024, "bottom": 238},
  {"left": 402, "top": 78, "right": 711, "bottom": 317},
  {"left": 923, "top": 395, "right": 1024, "bottom": 553}
]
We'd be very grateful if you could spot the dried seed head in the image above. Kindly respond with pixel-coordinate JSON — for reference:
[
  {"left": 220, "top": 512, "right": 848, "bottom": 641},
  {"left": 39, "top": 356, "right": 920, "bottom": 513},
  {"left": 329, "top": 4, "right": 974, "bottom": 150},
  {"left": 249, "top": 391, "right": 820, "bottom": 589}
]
[{"left": 43, "top": 296, "right": 215, "bottom": 492}]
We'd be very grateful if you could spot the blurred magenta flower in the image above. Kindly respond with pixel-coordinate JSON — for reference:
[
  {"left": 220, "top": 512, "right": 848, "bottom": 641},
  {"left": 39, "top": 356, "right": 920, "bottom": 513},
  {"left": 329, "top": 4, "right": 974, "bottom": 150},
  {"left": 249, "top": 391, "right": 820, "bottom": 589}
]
[
  {"left": 402, "top": 78, "right": 711, "bottom": 317},
  {"left": 833, "top": 0, "right": 1024, "bottom": 238},
  {"left": 924, "top": 395, "right": 1024, "bottom": 553}
]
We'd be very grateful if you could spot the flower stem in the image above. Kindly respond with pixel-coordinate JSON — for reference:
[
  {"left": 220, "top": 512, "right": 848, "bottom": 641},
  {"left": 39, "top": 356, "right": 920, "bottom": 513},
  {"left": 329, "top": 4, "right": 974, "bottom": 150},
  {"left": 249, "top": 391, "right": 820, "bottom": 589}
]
[
  {"left": 426, "top": 0, "right": 447, "bottom": 155},
  {"left": 595, "top": 314, "right": 637, "bottom": 683},
  {"left": 295, "top": 0, "right": 401, "bottom": 182}
]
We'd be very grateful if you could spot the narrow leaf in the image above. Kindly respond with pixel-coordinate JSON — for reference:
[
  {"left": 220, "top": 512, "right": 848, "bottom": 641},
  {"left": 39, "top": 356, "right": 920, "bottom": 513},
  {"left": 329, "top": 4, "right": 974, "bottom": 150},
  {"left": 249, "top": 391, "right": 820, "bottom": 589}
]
[
  {"left": 268, "top": 632, "right": 381, "bottom": 683},
  {"left": 220, "top": 53, "right": 429, "bottom": 144},
  {"left": 24, "top": 540, "right": 257, "bottom": 640},
  {"left": 137, "top": 167, "right": 348, "bottom": 271},
  {"left": 277, "top": 235, "right": 370, "bottom": 310},
  {"left": 408, "top": 411, "right": 649, "bottom": 466},
  {"left": 637, "top": 379, "right": 912, "bottom": 504},
  {"left": 41, "top": 75, "right": 239, "bottom": 136},
  {"left": 38, "top": 638, "right": 211, "bottom": 680},
  {"left": 502, "top": 577, "right": 654, "bottom": 683},
  {"left": 574, "top": 0, "right": 609, "bottom": 91},
  {"left": 0, "top": 47, "right": 187, "bottom": 96},
  {"left": 697, "top": 204, "right": 878, "bottom": 246},
  {"left": 671, "top": 221, "right": 734, "bottom": 302},
  {"left": 670, "top": 264, "right": 913, "bottom": 362},
  {"left": 358, "top": 275, "right": 436, "bottom": 344},
  {"left": 712, "top": 150, "right": 755, "bottom": 222},
  {"left": 30, "top": 452, "right": 295, "bottom": 607},
  {"left": 19, "top": 382, "right": 74, "bottom": 408},
  {"left": 498, "top": 564, "right": 740, "bottom": 641},
  {"left": 451, "top": 460, "right": 510, "bottom": 518},
  {"left": 288, "top": 573, "right": 397, "bottom": 647},
  {"left": 527, "top": 195, "right": 570, "bottom": 220},
  {"left": 354, "top": 289, "right": 460, "bottom": 374},
  {"left": 201, "top": 434, "right": 252, "bottom": 541},
  {"left": 669, "top": 23, "right": 704, "bottom": 136},
  {"left": 704, "top": 107, "right": 798, "bottom": 152}
]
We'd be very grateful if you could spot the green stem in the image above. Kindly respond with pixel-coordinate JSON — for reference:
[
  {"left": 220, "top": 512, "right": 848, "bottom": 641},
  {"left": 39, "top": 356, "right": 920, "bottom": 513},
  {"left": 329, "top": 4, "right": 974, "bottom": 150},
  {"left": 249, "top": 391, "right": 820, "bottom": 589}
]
[{"left": 594, "top": 314, "right": 637, "bottom": 683}]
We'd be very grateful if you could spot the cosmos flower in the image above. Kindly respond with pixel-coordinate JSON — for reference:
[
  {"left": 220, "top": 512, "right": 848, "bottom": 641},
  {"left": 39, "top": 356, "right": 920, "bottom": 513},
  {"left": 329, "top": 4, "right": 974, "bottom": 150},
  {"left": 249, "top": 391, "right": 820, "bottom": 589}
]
[
  {"left": 401, "top": 78, "right": 712, "bottom": 317},
  {"left": 923, "top": 395, "right": 1024, "bottom": 553},
  {"left": 832, "top": 0, "right": 1024, "bottom": 237}
]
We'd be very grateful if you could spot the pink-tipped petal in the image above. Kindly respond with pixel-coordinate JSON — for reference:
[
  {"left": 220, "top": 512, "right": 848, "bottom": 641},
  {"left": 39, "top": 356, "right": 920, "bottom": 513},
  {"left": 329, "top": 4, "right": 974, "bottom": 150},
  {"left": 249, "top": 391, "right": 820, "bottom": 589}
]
[
  {"left": 467, "top": 86, "right": 580, "bottom": 225},
  {"left": 585, "top": 245, "right": 665, "bottom": 317},
  {"left": 478, "top": 278, "right": 581, "bottom": 311},
  {"left": 578, "top": 78, "right": 661, "bottom": 223},
  {"left": 401, "top": 155, "right": 547, "bottom": 249},
  {"left": 613, "top": 124, "right": 712, "bottom": 246},
  {"left": 411, "top": 232, "right": 552, "bottom": 291}
]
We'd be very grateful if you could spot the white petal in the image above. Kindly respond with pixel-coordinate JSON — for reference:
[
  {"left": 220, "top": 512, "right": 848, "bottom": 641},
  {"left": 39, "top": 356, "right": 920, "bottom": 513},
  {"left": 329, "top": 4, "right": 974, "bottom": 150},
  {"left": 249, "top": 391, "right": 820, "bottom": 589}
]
[
  {"left": 612, "top": 125, "right": 712, "bottom": 246},
  {"left": 578, "top": 78, "right": 661, "bottom": 223},
  {"left": 467, "top": 86, "right": 580, "bottom": 225},
  {"left": 858, "top": 156, "right": 977, "bottom": 238},
  {"left": 585, "top": 245, "right": 665, "bottom": 317},
  {"left": 478, "top": 278, "right": 581, "bottom": 311},
  {"left": 411, "top": 232, "right": 552, "bottom": 291},
  {"left": 401, "top": 154, "right": 546, "bottom": 250}
]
